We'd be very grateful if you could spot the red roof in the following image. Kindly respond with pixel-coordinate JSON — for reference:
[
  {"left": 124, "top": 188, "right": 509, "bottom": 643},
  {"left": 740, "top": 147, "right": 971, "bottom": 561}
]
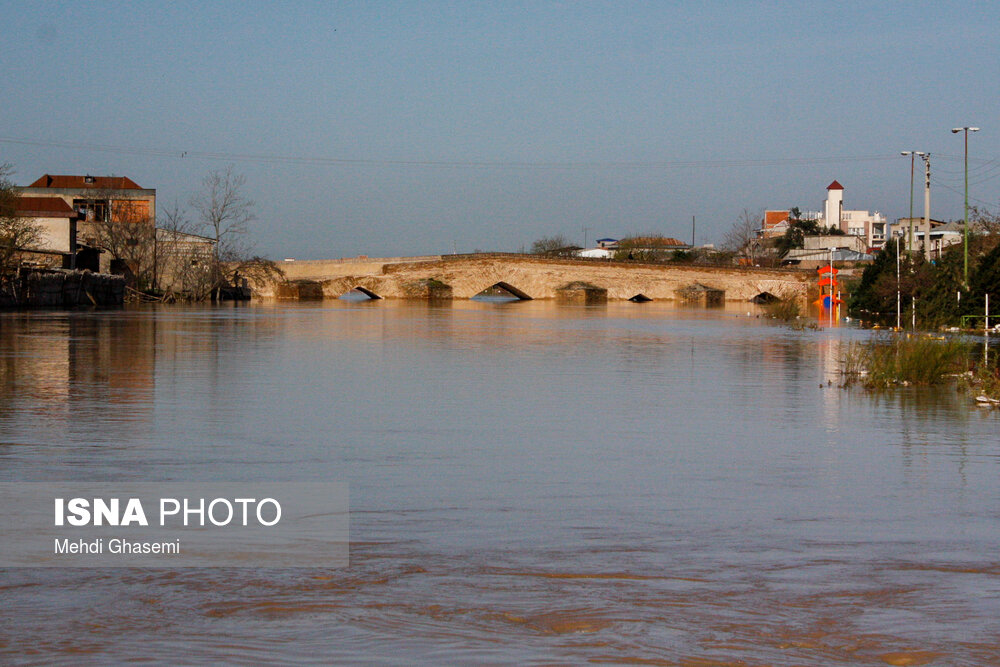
[
  {"left": 826, "top": 180, "right": 844, "bottom": 191},
  {"left": 764, "top": 210, "right": 789, "bottom": 228},
  {"left": 625, "top": 236, "right": 688, "bottom": 247},
  {"left": 13, "top": 196, "right": 76, "bottom": 217},
  {"left": 28, "top": 174, "right": 144, "bottom": 189}
]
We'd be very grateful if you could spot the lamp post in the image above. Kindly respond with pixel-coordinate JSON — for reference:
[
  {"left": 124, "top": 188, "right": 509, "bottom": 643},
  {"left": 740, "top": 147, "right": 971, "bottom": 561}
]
[
  {"left": 900, "top": 151, "right": 925, "bottom": 253},
  {"left": 951, "top": 127, "right": 979, "bottom": 285}
]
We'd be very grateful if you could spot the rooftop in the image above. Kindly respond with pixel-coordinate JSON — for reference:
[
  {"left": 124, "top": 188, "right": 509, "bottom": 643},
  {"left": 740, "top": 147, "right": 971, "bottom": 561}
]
[
  {"left": 13, "top": 196, "right": 76, "bottom": 217},
  {"left": 28, "top": 174, "right": 145, "bottom": 190}
]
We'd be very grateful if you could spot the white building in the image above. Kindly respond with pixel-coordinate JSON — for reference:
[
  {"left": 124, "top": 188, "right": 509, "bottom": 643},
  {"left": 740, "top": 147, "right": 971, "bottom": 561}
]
[
  {"left": 890, "top": 219, "right": 962, "bottom": 260},
  {"left": 576, "top": 247, "right": 614, "bottom": 259},
  {"left": 818, "top": 180, "right": 887, "bottom": 250}
]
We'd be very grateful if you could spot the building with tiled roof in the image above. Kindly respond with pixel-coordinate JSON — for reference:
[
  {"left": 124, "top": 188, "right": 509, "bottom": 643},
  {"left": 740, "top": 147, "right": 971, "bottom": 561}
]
[
  {"left": 12, "top": 196, "right": 78, "bottom": 255},
  {"left": 16, "top": 174, "right": 156, "bottom": 271},
  {"left": 761, "top": 210, "right": 791, "bottom": 238},
  {"left": 27, "top": 174, "right": 145, "bottom": 190}
]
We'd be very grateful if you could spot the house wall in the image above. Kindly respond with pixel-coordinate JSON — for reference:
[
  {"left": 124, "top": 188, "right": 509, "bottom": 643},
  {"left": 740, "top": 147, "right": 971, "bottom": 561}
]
[
  {"left": 155, "top": 233, "right": 216, "bottom": 293},
  {"left": 16, "top": 187, "right": 156, "bottom": 227},
  {"left": 803, "top": 235, "right": 867, "bottom": 252},
  {"left": 24, "top": 216, "right": 72, "bottom": 253}
]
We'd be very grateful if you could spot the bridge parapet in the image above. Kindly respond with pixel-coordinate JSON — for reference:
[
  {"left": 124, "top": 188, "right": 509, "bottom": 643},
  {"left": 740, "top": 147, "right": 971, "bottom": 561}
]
[{"left": 256, "top": 253, "right": 814, "bottom": 302}]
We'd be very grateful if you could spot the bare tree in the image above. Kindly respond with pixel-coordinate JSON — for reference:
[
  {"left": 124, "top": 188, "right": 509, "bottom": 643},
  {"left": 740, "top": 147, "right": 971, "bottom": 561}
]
[
  {"left": 191, "top": 165, "right": 255, "bottom": 259},
  {"left": 0, "top": 163, "right": 42, "bottom": 285},
  {"left": 530, "top": 235, "right": 572, "bottom": 255},
  {"left": 723, "top": 208, "right": 763, "bottom": 265},
  {"left": 154, "top": 200, "right": 215, "bottom": 299},
  {"left": 189, "top": 166, "right": 282, "bottom": 298},
  {"left": 85, "top": 186, "right": 156, "bottom": 287},
  {"left": 614, "top": 235, "right": 686, "bottom": 262},
  {"left": 970, "top": 206, "right": 1000, "bottom": 236}
]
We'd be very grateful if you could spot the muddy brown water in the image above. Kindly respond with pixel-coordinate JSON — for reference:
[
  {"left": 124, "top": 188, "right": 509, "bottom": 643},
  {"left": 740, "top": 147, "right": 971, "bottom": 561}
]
[{"left": 1, "top": 301, "right": 998, "bottom": 665}]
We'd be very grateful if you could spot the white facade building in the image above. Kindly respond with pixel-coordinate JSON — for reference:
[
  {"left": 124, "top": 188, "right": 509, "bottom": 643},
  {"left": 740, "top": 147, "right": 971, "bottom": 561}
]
[{"left": 818, "top": 180, "right": 887, "bottom": 249}]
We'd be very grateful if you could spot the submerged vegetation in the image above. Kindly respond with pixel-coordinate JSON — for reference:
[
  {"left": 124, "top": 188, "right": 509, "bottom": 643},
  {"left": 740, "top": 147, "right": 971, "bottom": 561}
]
[
  {"left": 841, "top": 334, "right": 1000, "bottom": 403},
  {"left": 762, "top": 298, "right": 801, "bottom": 321},
  {"left": 842, "top": 336, "right": 971, "bottom": 388},
  {"left": 762, "top": 297, "right": 820, "bottom": 330},
  {"left": 966, "top": 358, "right": 1000, "bottom": 403}
]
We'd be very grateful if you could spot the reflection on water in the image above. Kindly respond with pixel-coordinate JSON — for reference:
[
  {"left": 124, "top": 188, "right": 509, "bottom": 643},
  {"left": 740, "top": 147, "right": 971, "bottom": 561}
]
[{"left": 1, "top": 301, "right": 998, "bottom": 665}]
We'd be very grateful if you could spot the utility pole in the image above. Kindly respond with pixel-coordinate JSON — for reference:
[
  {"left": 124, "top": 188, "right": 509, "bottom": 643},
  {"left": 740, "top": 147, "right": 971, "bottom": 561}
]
[
  {"left": 952, "top": 127, "right": 980, "bottom": 285},
  {"left": 691, "top": 216, "right": 696, "bottom": 247},
  {"left": 896, "top": 236, "right": 902, "bottom": 331},
  {"left": 920, "top": 153, "right": 931, "bottom": 261},
  {"left": 900, "top": 151, "right": 924, "bottom": 253},
  {"left": 582, "top": 226, "right": 592, "bottom": 249}
]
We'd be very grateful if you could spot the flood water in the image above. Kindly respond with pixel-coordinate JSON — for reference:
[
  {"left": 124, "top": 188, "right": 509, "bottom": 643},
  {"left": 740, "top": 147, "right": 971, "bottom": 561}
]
[{"left": 1, "top": 300, "right": 998, "bottom": 665}]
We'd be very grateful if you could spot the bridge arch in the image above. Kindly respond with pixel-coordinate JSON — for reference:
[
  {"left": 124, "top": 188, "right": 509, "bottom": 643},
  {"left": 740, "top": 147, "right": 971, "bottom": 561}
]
[
  {"left": 339, "top": 286, "right": 382, "bottom": 300},
  {"left": 751, "top": 291, "right": 779, "bottom": 304},
  {"left": 471, "top": 281, "right": 533, "bottom": 301}
]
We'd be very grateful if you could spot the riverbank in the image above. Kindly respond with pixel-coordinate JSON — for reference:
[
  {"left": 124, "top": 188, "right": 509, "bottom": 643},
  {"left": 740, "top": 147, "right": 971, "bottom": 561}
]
[{"left": 0, "top": 268, "right": 125, "bottom": 308}]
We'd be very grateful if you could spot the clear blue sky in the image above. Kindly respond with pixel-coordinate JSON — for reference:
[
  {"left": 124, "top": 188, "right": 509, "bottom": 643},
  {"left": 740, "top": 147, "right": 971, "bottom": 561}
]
[{"left": 2, "top": 1, "right": 998, "bottom": 258}]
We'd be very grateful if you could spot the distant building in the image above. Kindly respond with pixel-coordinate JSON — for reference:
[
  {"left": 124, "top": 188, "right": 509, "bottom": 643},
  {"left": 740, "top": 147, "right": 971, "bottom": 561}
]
[
  {"left": 783, "top": 234, "right": 873, "bottom": 268},
  {"left": 155, "top": 227, "right": 216, "bottom": 294},
  {"left": 761, "top": 210, "right": 791, "bottom": 238},
  {"left": 576, "top": 248, "right": 614, "bottom": 259},
  {"left": 16, "top": 174, "right": 156, "bottom": 272},
  {"left": 891, "top": 218, "right": 963, "bottom": 260},
  {"left": 12, "top": 196, "right": 78, "bottom": 263},
  {"left": 819, "top": 180, "right": 887, "bottom": 250},
  {"left": 783, "top": 247, "right": 874, "bottom": 269},
  {"left": 763, "top": 181, "right": 887, "bottom": 250},
  {"left": 803, "top": 234, "right": 867, "bottom": 253},
  {"left": 575, "top": 238, "right": 621, "bottom": 259}
]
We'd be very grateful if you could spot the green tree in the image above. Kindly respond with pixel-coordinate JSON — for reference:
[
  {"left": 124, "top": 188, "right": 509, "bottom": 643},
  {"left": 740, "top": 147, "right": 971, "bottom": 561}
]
[
  {"left": 912, "top": 247, "right": 965, "bottom": 328},
  {"left": 853, "top": 236, "right": 1000, "bottom": 328},
  {"left": 967, "top": 241, "right": 1000, "bottom": 319},
  {"left": 849, "top": 239, "right": 917, "bottom": 323}
]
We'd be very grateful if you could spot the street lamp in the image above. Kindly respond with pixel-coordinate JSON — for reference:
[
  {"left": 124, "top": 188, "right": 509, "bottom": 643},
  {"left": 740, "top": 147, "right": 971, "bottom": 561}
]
[
  {"left": 900, "top": 151, "right": 926, "bottom": 252},
  {"left": 951, "top": 126, "right": 979, "bottom": 285}
]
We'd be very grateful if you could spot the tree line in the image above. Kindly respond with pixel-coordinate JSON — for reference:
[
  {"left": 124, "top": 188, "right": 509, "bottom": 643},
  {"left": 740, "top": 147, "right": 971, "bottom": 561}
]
[{"left": 849, "top": 209, "right": 1000, "bottom": 328}]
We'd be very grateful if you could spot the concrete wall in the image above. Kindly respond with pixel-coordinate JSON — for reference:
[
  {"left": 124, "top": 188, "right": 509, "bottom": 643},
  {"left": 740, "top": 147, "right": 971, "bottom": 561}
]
[
  {"left": 2, "top": 270, "right": 126, "bottom": 307},
  {"left": 803, "top": 235, "right": 866, "bottom": 252}
]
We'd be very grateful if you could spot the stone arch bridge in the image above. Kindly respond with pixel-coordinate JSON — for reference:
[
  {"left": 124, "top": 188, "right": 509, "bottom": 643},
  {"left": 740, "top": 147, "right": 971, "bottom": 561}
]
[{"left": 260, "top": 254, "right": 814, "bottom": 303}]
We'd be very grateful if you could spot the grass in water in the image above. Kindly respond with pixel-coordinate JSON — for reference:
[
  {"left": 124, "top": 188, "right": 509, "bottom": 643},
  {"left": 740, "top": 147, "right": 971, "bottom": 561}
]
[
  {"left": 963, "top": 354, "right": 1000, "bottom": 402},
  {"left": 762, "top": 298, "right": 800, "bottom": 322},
  {"left": 842, "top": 336, "right": 972, "bottom": 388},
  {"left": 762, "top": 298, "right": 820, "bottom": 331}
]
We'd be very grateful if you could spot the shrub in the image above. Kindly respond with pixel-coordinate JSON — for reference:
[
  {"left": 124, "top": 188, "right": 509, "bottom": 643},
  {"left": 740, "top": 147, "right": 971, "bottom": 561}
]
[{"left": 842, "top": 336, "right": 972, "bottom": 388}]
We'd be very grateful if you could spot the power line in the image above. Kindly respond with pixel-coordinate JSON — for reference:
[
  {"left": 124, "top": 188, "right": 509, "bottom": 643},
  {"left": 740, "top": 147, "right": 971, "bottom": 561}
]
[
  {"left": 0, "top": 135, "right": 908, "bottom": 171},
  {"left": 930, "top": 176, "right": 998, "bottom": 207}
]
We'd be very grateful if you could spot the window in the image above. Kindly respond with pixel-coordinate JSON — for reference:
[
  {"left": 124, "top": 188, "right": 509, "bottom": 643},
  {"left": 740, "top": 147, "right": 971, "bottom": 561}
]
[{"left": 73, "top": 199, "right": 109, "bottom": 222}]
